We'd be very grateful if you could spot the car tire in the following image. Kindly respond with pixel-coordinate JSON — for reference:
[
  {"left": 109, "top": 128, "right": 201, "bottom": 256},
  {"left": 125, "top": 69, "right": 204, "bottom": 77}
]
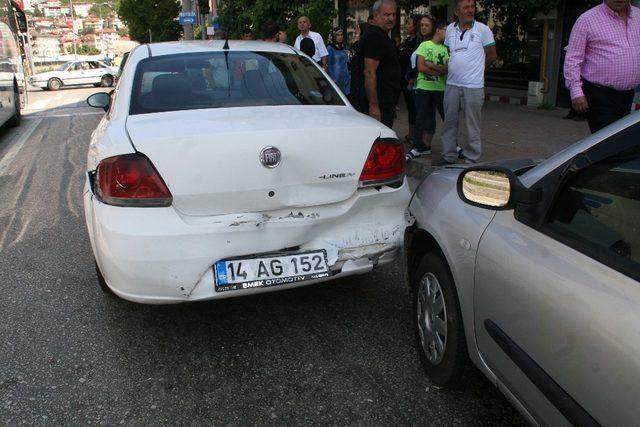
[
  {"left": 100, "top": 75, "right": 114, "bottom": 87},
  {"left": 47, "top": 78, "right": 62, "bottom": 91},
  {"left": 7, "top": 82, "right": 20, "bottom": 128},
  {"left": 94, "top": 261, "right": 115, "bottom": 296},
  {"left": 412, "top": 251, "right": 468, "bottom": 387}
]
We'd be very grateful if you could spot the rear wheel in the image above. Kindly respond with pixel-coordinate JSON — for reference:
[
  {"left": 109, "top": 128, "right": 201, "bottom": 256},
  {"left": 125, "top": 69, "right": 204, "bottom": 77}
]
[
  {"left": 100, "top": 74, "right": 114, "bottom": 87},
  {"left": 412, "top": 251, "right": 468, "bottom": 387},
  {"left": 47, "top": 78, "right": 62, "bottom": 91},
  {"left": 7, "top": 82, "right": 20, "bottom": 127}
]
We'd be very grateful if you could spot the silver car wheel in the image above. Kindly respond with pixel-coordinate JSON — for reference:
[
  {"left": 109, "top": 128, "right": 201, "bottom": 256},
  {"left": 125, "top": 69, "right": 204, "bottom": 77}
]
[{"left": 417, "top": 272, "right": 447, "bottom": 365}]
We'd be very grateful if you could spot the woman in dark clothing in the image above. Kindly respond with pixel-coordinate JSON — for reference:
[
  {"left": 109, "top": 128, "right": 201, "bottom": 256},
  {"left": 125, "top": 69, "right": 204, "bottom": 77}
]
[
  {"left": 398, "top": 15, "right": 420, "bottom": 142},
  {"left": 348, "top": 22, "right": 368, "bottom": 106},
  {"left": 350, "top": 22, "right": 368, "bottom": 57}
]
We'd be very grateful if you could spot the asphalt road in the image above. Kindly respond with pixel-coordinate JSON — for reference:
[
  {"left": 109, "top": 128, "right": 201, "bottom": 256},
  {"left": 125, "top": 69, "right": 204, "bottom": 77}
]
[{"left": 0, "top": 87, "right": 524, "bottom": 425}]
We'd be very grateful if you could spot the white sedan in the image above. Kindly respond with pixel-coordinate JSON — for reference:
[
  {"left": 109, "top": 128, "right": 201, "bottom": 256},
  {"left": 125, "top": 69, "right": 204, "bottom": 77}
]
[
  {"left": 84, "top": 41, "right": 411, "bottom": 304},
  {"left": 29, "top": 60, "right": 118, "bottom": 90}
]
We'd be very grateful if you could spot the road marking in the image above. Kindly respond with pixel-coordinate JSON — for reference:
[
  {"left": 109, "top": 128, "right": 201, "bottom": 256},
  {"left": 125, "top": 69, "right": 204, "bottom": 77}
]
[{"left": 0, "top": 117, "right": 43, "bottom": 176}]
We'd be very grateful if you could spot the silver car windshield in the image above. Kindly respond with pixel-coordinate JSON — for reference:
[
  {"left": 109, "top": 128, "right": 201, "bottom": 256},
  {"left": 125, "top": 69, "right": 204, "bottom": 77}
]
[{"left": 129, "top": 51, "right": 345, "bottom": 115}]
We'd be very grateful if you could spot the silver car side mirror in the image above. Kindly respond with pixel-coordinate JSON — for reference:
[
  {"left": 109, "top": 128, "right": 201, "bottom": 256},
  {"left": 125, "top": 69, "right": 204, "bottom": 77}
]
[
  {"left": 460, "top": 170, "right": 511, "bottom": 208},
  {"left": 87, "top": 92, "right": 111, "bottom": 112}
]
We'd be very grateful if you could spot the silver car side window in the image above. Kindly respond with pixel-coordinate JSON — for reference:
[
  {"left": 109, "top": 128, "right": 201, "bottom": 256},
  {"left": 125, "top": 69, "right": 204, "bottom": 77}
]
[{"left": 547, "top": 144, "right": 640, "bottom": 277}]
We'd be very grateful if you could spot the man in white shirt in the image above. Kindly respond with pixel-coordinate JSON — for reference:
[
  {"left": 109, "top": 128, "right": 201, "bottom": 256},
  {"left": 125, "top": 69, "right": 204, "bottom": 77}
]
[
  {"left": 294, "top": 16, "right": 329, "bottom": 69},
  {"left": 434, "top": 0, "right": 497, "bottom": 166}
]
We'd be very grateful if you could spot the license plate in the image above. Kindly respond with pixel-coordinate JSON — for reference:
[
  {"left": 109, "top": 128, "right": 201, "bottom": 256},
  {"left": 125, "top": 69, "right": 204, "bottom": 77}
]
[{"left": 214, "top": 250, "right": 331, "bottom": 292}]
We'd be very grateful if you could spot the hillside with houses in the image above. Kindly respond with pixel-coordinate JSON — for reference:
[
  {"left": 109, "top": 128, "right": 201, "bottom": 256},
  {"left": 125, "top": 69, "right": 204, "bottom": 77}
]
[{"left": 24, "top": 0, "right": 138, "bottom": 62}]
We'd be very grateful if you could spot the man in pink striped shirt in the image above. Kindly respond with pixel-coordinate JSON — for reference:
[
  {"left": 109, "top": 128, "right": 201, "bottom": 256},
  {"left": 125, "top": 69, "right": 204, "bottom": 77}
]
[{"left": 564, "top": 0, "right": 640, "bottom": 133}]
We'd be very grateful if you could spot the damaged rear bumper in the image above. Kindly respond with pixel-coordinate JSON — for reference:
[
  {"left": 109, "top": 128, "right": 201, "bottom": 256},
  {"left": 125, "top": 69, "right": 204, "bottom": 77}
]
[{"left": 85, "top": 180, "right": 411, "bottom": 304}]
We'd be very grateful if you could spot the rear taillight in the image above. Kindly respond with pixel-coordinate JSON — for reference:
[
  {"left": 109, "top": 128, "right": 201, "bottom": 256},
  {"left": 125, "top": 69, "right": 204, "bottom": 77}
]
[
  {"left": 96, "top": 153, "right": 172, "bottom": 207},
  {"left": 359, "top": 138, "right": 406, "bottom": 188}
]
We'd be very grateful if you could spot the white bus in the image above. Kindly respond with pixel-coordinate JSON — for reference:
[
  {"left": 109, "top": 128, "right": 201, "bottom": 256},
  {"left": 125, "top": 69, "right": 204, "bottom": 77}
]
[{"left": 0, "top": 0, "right": 26, "bottom": 128}]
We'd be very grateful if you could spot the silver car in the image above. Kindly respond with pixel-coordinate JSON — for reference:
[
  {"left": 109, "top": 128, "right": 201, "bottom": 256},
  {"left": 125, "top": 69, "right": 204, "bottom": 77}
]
[
  {"left": 29, "top": 60, "right": 118, "bottom": 91},
  {"left": 405, "top": 111, "right": 640, "bottom": 425}
]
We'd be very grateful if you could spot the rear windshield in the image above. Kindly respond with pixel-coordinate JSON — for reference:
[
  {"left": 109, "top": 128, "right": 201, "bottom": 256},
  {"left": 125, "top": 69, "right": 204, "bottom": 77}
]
[{"left": 129, "top": 51, "right": 344, "bottom": 115}]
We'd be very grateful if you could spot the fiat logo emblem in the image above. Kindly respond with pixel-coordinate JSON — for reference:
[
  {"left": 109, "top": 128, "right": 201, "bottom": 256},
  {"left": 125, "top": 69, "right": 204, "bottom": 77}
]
[{"left": 259, "top": 146, "right": 281, "bottom": 168}]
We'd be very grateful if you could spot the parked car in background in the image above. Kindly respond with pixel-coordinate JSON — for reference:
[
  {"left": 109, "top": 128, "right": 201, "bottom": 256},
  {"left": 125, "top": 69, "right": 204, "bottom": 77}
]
[
  {"left": 29, "top": 60, "right": 118, "bottom": 91},
  {"left": 83, "top": 41, "right": 411, "bottom": 304},
  {"left": 405, "top": 112, "right": 640, "bottom": 425}
]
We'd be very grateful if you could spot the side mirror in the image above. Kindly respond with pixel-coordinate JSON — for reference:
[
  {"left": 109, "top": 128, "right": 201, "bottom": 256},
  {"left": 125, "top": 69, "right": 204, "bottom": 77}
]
[
  {"left": 87, "top": 92, "right": 111, "bottom": 112},
  {"left": 457, "top": 166, "right": 541, "bottom": 211},
  {"left": 458, "top": 168, "right": 513, "bottom": 209}
]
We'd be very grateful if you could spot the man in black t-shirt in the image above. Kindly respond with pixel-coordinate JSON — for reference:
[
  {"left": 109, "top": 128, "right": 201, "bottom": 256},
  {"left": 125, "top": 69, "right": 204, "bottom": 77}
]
[{"left": 350, "top": 0, "right": 401, "bottom": 128}]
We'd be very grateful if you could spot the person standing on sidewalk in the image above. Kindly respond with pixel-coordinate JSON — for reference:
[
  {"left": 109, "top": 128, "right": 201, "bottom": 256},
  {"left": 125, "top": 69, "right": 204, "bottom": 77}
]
[
  {"left": 294, "top": 16, "right": 329, "bottom": 69},
  {"left": 434, "top": 0, "right": 496, "bottom": 166},
  {"left": 407, "top": 22, "right": 448, "bottom": 160},
  {"left": 327, "top": 28, "right": 351, "bottom": 96},
  {"left": 299, "top": 38, "right": 317, "bottom": 60},
  {"left": 350, "top": 0, "right": 401, "bottom": 128},
  {"left": 398, "top": 15, "right": 419, "bottom": 142},
  {"left": 564, "top": 0, "right": 640, "bottom": 133},
  {"left": 259, "top": 21, "right": 279, "bottom": 42}
]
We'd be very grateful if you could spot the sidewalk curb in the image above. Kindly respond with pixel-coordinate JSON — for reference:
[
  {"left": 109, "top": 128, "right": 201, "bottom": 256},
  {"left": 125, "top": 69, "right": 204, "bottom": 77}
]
[{"left": 485, "top": 95, "right": 526, "bottom": 106}]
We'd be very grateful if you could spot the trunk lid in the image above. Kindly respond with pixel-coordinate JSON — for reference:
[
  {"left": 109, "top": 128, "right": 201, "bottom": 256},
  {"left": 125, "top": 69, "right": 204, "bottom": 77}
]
[{"left": 125, "top": 106, "right": 384, "bottom": 216}]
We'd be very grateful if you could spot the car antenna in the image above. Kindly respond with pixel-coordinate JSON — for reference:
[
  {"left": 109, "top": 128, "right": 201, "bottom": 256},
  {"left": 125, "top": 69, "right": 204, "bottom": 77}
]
[
  {"left": 223, "top": 23, "right": 230, "bottom": 50},
  {"left": 223, "top": 34, "right": 230, "bottom": 96}
]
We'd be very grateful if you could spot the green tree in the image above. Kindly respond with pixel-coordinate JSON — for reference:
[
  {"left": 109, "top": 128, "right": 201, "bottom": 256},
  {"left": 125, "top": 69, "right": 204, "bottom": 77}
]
[
  {"left": 32, "top": 5, "right": 44, "bottom": 17},
  {"left": 219, "top": 0, "right": 335, "bottom": 42},
  {"left": 76, "top": 45, "right": 101, "bottom": 55},
  {"left": 90, "top": 1, "right": 116, "bottom": 18},
  {"left": 116, "top": 0, "right": 182, "bottom": 43}
]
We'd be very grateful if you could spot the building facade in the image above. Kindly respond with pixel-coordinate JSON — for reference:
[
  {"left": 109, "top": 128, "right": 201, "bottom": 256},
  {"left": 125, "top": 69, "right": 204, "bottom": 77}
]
[{"left": 32, "top": 32, "right": 61, "bottom": 58}]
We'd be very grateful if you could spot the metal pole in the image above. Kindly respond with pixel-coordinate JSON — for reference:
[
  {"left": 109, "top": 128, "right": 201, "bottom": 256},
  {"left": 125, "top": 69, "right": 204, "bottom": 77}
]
[
  {"left": 182, "top": 0, "right": 194, "bottom": 40},
  {"left": 98, "top": 4, "right": 105, "bottom": 57},
  {"left": 69, "top": 0, "right": 77, "bottom": 59},
  {"left": 149, "top": 29, "right": 153, "bottom": 43},
  {"left": 201, "top": 9, "right": 207, "bottom": 40}
]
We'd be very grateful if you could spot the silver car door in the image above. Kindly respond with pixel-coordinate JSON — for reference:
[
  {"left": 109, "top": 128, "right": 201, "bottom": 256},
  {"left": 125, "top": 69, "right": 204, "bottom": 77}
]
[{"left": 474, "top": 133, "right": 640, "bottom": 425}]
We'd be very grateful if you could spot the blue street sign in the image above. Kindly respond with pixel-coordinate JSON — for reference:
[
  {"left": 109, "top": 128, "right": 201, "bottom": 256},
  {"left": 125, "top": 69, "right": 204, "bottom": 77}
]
[{"left": 179, "top": 11, "right": 197, "bottom": 25}]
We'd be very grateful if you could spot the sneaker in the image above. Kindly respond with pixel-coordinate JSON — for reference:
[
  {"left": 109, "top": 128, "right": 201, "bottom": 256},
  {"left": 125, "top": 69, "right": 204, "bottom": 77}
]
[
  {"left": 432, "top": 158, "right": 455, "bottom": 167},
  {"left": 406, "top": 147, "right": 431, "bottom": 161}
]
